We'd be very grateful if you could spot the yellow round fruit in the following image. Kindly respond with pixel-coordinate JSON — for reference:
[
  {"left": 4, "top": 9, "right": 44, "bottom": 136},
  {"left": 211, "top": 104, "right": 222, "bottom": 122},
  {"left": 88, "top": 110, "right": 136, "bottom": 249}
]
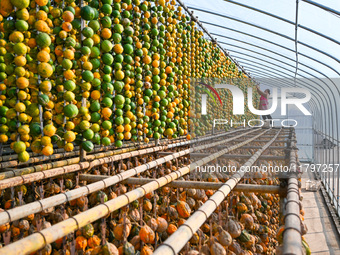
[
  {"left": 15, "top": 102, "right": 26, "bottom": 113},
  {"left": 43, "top": 124, "right": 56, "bottom": 137},
  {"left": 64, "top": 131, "right": 75, "bottom": 142},
  {"left": 0, "top": 134, "right": 8, "bottom": 143},
  {"left": 64, "top": 143, "right": 74, "bottom": 152},
  {"left": 41, "top": 136, "right": 51, "bottom": 146},
  {"left": 41, "top": 145, "right": 53, "bottom": 156}
]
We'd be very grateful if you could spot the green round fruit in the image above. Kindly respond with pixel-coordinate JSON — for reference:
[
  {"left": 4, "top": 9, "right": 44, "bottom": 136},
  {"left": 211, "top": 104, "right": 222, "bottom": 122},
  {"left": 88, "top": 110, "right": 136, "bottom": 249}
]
[
  {"left": 82, "top": 70, "right": 94, "bottom": 82},
  {"left": 114, "top": 94, "right": 125, "bottom": 106},
  {"left": 64, "top": 80, "right": 76, "bottom": 91},
  {"left": 113, "top": 24, "right": 124, "bottom": 33},
  {"left": 115, "top": 140, "right": 123, "bottom": 148},
  {"left": 36, "top": 33, "right": 51, "bottom": 48},
  {"left": 29, "top": 123, "right": 41, "bottom": 136},
  {"left": 123, "top": 44, "right": 133, "bottom": 55},
  {"left": 81, "top": 6, "right": 95, "bottom": 20},
  {"left": 83, "top": 129, "right": 94, "bottom": 140},
  {"left": 38, "top": 94, "right": 49, "bottom": 106},
  {"left": 10, "top": 0, "right": 29, "bottom": 10},
  {"left": 102, "top": 97, "right": 113, "bottom": 107},
  {"left": 90, "top": 112, "right": 101, "bottom": 122},
  {"left": 101, "top": 120, "right": 112, "bottom": 130},
  {"left": 101, "top": 16, "right": 112, "bottom": 28},
  {"left": 15, "top": 20, "right": 29, "bottom": 32},
  {"left": 63, "top": 104, "right": 79, "bottom": 118},
  {"left": 0, "top": 106, "right": 8, "bottom": 117},
  {"left": 18, "top": 151, "right": 29, "bottom": 162},
  {"left": 90, "top": 100, "right": 100, "bottom": 112},
  {"left": 88, "top": 20, "right": 100, "bottom": 32},
  {"left": 101, "top": 137, "right": 111, "bottom": 146},
  {"left": 13, "top": 141, "right": 26, "bottom": 153},
  {"left": 82, "top": 141, "right": 94, "bottom": 152},
  {"left": 101, "top": 4, "right": 112, "bottom": 14},
  {"left": 82, "top": 27, "right": 94, "bottom": 38},
  {"left": 112, "top": 33, "right": 122, "bottom": 43},
  {"left": 101, "top": 40, "right": 113, "bottom": 53},
  {"left": 102, "top": 53, "right": 114, "bottom": 65}
]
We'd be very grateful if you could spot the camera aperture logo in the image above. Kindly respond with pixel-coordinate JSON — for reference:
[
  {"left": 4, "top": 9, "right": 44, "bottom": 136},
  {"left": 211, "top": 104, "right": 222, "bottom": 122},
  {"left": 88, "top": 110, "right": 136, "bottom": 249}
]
[{"left": 199, "top": 83, "right": 311, "bottom": 127}]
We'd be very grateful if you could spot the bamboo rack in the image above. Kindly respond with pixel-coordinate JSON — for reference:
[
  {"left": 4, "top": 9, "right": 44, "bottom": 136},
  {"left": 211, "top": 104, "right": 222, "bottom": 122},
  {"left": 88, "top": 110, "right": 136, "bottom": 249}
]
[
  {"left": 0, "top": 130, "right": 270, "bottom": 254},
  {"left": 0, "top": 129, "right": 229, "bottom": 165},
  {"left": 0, "top": 129, "right": 258, "bottom": 190},
  {"left": 80, "top": 175, "right": 283, "bottom": 194},
  {"left": 153, "top": 128, "right": 282, "bottom": 255},
  {"left": 0, "top": 141, "right": 134, "bottom": 168},
  {"left": 0, "top": 129, "right": 259, "bottom": 225},
  {"left": 0, "top": 128, "right": 245, "bottom": 180},
  {"left": 161, "top": 152, "right": 286, "bottom": 160}
]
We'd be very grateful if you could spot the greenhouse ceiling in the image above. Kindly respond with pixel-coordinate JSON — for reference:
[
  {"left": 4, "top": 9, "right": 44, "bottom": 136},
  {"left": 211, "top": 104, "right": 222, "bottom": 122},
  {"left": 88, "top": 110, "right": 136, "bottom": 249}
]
[{"left": 180, "top": 0, "right": 340, "bottom": 141}]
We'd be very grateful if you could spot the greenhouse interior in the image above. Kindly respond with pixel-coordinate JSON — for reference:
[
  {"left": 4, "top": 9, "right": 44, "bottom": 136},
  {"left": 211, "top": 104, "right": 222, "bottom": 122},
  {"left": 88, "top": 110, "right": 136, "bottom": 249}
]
[{"left": 0, "top": 0, "right": 339, "bottom": 254}]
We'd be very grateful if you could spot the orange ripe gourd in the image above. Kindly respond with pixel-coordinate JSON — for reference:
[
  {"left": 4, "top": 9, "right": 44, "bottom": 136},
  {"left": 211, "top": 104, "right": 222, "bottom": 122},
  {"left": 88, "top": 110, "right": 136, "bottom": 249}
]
[
  {"left": 62, "top": 10, "right": 74, "bottom": 22},
  {"left": 139, "top": 225, "right": 155, "bottom": 244},
  {"left": 176, "top": 201, "right": 191, "bottom": 218}
]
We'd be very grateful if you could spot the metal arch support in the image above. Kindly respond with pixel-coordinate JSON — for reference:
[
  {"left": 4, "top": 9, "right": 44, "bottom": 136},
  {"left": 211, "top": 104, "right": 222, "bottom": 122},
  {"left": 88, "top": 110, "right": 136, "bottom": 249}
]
[
  {"left": 223, "top": 0, "right": 340, "bottom": 46},
  {"left": 187, "top": 3, "right": 337, "bottom": 141},
  {"left": 215, "top": 35, "right": 338, "bottom": 89},
  {"left": 192, "top": 10, "right": 340, "bottom": 64},
  {"left": 231, "top": 52, "right": 332, "bottom": 93},
  {"left": 217, "top": 41, "right": 339, "bottom": 134},
  {"left": 224, "top": 0, "right": 294, "bottom": 24},
  {"left": 220, "top": 40, "right": 340, "bottom": 112},
  {"left": 226, "top": 45, "right": 338, "bottom": 142},
  {"left": 294, "top": 0, "right": 300, "bottom": 80},
  {"left": 301, "top": 0, "right": 340, "bottom": 17},
  {"left": 210, "top": 28, "right": 340, "bottom": 142},
  {"left": 175, "top": 0, "right": 253, "bottom": 79},
  {"left": 206, "top": 28, "right": 340, "bottom": 76}
]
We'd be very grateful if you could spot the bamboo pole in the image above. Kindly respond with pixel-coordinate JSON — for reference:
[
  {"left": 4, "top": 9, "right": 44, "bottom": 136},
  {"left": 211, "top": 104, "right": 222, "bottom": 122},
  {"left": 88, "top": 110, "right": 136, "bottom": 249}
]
[
  {"left": 160, "top": 152, "right": 286, "bottom": 160},
  {"left": 0, "top": 142, "right": 129, "bottom": 168},
  {"left": 0, "top": 129, "right": 259, "bottom": 225},
  {"left": 153, "top": 129, "right": 282, "bottom": 255},
  {"left": 0, "top": 128, "right": 244, "bottom": 179},
  {"left": 0, "top": 130, "right": 269, "bottom": 254},
  {"left": 0, "top": 128, "right": 230, "bottom": 165},
  {"left": 0, "top": 138, "right": 163, "bottom": 168},
  {"left": 218, "top": 146, "right": 287, "bottom": 149},
  {"left": 80, "top": 175, "right": 282, "bottom": 194},
  {"left": 282, "top": 130, "right": 303, "bottom": 255}
]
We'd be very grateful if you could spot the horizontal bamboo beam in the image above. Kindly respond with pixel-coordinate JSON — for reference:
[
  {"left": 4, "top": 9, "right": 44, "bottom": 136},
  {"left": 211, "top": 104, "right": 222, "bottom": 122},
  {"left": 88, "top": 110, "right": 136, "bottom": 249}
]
[
  {"left": 251, "top": 139, "right": 288, "bottom": 143},
  {"left": 80, "top": 175, "right": 282, "bottom": 194},
  {"left": 0, "top": 129, "right": 231, "bottom": 163},
  {"left": 0, "top": 142, "right": 130, "bottom": 168},
  {"left": 159, "top": 152, "right": 286, "bottom": 160},
  {"left": 0, "top": 130, "right": 270, "bottom": 254},
  {"left": 216, "top": 145, "right": 287, "bottom": 149},
  {"left": 0, "top": 138, "right": 180, "bottom": 168},
  {"left": 0, "top": 128, "right": 245, "bottom": 180},
  {"left": 226, "top": 135, "right": 288, "bottom": 138},
  {"left": 0, "top": 129, "right": 259, "bottom": 225},
  {"left": 153, "top": 129, "right": 282, "bottom": 255},
  {"left": 0, "top": 129, "right": 255, "bottom": 189}
]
